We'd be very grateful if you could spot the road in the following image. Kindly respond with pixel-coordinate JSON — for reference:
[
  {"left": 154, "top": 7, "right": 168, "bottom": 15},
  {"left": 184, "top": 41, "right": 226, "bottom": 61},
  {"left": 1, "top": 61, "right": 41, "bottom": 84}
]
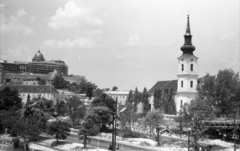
[{"left": 43, "top": 133, "right": 158, "bottom": 151}]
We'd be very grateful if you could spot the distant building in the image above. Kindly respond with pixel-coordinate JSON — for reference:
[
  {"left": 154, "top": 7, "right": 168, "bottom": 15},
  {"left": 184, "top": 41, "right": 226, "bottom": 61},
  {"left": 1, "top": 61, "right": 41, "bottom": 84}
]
[
  {"left": 0, "top": 50, "right": 68, "bottom": 75},
  {"left": 105, "top": 90, "right": 129, "bottom": 105},
  {"left": 1, "top": 85, "right": 59, "bottom": 104},
  {"left": 148, "top": 15, "right": 199, "bottom": 113}
]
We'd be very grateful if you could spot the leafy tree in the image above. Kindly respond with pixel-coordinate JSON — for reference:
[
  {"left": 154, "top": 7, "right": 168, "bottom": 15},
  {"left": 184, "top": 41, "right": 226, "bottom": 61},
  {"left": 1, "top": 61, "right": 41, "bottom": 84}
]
[
  {"left": 32, "top": 97, "right": 55, "bottom": 117},
  {"left": 112, "top": 86, "right": 118, "bottom": 91},
  {"left": 181, "top": 97, "right": 214, "bottom": 150},
  {"left": 0, "top": 86, "right": 22, "bottom": 110},
  {"left": 197, "top": 69, "right": 240, "bottom": 117},
  {"left": 14, "top": 116, "right": 42, "bottom": 151},
  {"left": 91, "top": 93, "right": 116, "bottom": 113},
  {"left": 85, "top": 106, "right": 112, "bottom": 126},
  {"left": 126, "top": 90, "right": 134, "bottom": 104},
  {"left": 47, "top": 120, "right": 71, "bottom": 145},
  {"left": 66, "top": 96, "right": 85, "bottom": 126},
  {"left": 94, "top": 88, "right": 103, "bottom": 97},
  {"left": 144, "top": 109, "right": 164, "bottom": 146},
  {"left": 56, "top": 100, "right": 67, "bottom": 116},
  {"left": 52, "top": 74, "right": 69, "bottom": 89},
  {"left": 79, "top": 119, "right": 100, "bottom": 148},
  {"left": 37, "top": 77, "right": 46, "bottom": 85}
]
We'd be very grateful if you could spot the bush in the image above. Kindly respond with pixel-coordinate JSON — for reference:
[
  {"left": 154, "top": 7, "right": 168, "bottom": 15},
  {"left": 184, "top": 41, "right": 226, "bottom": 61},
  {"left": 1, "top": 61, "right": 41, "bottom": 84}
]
[
  {"left": 11, "top": 137, "right": 20, "bottom": 148},
  {"left": 122, "top": 129, "right": 147, "bottom": 138}
]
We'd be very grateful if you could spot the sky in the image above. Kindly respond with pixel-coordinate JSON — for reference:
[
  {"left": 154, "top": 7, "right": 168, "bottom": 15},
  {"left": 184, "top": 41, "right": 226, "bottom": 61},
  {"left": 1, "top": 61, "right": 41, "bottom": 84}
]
[{"left": 0, "top": 0, "right": 239, "bottom": 91}]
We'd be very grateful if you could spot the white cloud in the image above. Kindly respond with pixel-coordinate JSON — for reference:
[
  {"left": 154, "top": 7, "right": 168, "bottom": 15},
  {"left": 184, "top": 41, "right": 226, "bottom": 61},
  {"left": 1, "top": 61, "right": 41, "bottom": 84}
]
[
  {"left": 0, "top": 45, "right": 32, "bottom": 62},
  {"left": 0, "top": 8, "right": 34, "bottom": 35},
  {"left": 222, "top": 30, "right": 238, "bottom": 41},
  {"left": 43, "top": 37, "right": 95, "bottom": 49},
  {"left": 48, "top": 1, "right": 102, "bottom": 29},
  {"left": 128, "top": 35, "right": 140, "bottom": 46}
]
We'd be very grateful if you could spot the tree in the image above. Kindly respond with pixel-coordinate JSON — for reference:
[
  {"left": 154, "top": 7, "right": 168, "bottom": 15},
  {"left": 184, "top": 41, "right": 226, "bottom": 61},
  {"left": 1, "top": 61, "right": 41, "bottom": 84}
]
[
  {"left": 14, "top": 116, "right": 42, "bottom": 151},
  {"left": 112, "top": 86, "right": 118, "bottom": 91},
  {"left": 56, "top": 100, "right": 67, "bottom": 116},
  {"left": 47, "top": 120, "right": 71, "bottom": 145},
  {"left": 181, "top": 97, "right": 214, "bottom": 150},
  {"left": 66, "top": 96, "right": 85, "bottom": 126},
  {"left": 91, "top": 93, "right": 116, "bottom": 113},
  {"left": 0, "top": 86, "right": 22, "bottom": 111},
  {"left": 153, "top": 89, "right": 163, "bottom": 110},
  {"left": 52, "top": 74, "right": 69, "bottom": 89},
  {"left": 84, "top": 106, "right": 112, "bottom": 126},
  {"left": 79, "top": 119, "right": 100, "bottom": 148},
  {"left": 162, "top": 89, "right": 176, "bottom": 115},
  {"left": 37, "top": 77, "right": 46, "bottom": 85},
  {"left": 197, "top": 69, "right": 240, "bottom": 117},
  {"left": 144, "top": 109, "right": 164, "bottom": 146},
  {"left": 142, "top": 87, "right": 150, "bottom": 116}
]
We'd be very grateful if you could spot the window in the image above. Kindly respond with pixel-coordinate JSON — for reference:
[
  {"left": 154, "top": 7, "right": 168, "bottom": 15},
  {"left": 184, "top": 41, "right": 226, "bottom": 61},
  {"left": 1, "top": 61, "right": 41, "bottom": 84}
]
[
  {"left": 181, "top": 64, "right": 184, "bottom": 71},
  {"left": 190, "top": 81, "right": 193, "bottom": 88},
  {"left": 181, "top": 100, "right": 183, "bottom": 108},
  {"left": 181, "top": 81, "right": 183, "bottom": 88},
  {"left": 190, "top": 64, "right": 193, "bottom": 71}
]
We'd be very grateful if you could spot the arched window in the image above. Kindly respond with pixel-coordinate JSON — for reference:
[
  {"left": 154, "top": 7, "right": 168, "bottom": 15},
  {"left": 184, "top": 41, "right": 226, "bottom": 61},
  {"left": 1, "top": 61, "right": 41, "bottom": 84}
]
[
  {"left": 181, "top": 64, "right": 184, "bottom": 71},
  {"left": 180, "top": 100, "right": 183, "bottom": 108},
  {"left": 190, "top": 64, "right": 193, "bottom": 71},
  {"left": 190, "top": 81, "right": 193, "bottom": 88},
  {"left": 181, "top": 81, "right": 183, "bottom": 88}
]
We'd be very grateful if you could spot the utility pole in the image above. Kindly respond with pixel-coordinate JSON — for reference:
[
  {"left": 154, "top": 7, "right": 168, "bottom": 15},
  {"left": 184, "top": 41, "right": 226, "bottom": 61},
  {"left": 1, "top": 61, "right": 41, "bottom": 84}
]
[
  {"left": 111, "top": 97, "right": 118, "bottom": 151},
  {"left": 233, "top": 108, "right": 237, "bottom": 151}
]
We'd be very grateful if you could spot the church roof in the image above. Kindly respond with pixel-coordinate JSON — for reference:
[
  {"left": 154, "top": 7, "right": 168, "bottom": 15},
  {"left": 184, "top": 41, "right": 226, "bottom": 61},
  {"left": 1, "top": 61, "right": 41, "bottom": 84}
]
[{"left": 148, "top": 80, "right": 178, "bottom": 94}]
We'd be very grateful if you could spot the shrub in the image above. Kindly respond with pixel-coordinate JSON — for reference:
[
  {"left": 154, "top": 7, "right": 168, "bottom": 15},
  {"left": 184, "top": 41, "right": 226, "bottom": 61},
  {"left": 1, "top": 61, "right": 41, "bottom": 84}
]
[
  {"left": 122, "top": 129, "right": 147, "bottom": 138},
  {"left": 11, "top": 137, "right": 20, "bottom": 148}
]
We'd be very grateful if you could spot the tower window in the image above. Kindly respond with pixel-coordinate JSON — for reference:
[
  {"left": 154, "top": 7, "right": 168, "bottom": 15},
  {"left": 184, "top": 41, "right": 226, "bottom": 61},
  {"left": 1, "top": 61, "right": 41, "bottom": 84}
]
[
  {"left": 181, "top": 100, "right": 183, "bottom": 108},
  {"left": 190, "top": 64, "right": 193, "bottom": 71},
  {"left": 190, "top": 81, "right": 193, "bottom": 88},
  {"left": 181, "top": 81, "right": 183, "bottom": 88},
  {"left": 181, "top": 64, "right": 184, "bottom": 71}
]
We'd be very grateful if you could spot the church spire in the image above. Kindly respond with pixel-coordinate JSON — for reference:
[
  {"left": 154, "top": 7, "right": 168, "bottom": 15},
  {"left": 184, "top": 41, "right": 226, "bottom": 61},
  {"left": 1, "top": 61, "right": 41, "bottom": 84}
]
[{"left": 180, "top": 15, "right": 195, "bottom": 54}]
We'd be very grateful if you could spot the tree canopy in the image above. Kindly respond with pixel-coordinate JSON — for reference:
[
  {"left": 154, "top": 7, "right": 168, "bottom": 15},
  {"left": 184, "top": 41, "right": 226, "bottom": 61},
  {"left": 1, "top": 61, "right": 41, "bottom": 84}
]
[
  {"left": 52, "top": 74, "right": 69, "bottom": 89},
  {"left": 197, "top": 69, "right": 240, "bottom": 117},
  {"left": 47, "top": 120, "right": 71, "bottom": 144},
  {"left": 0, "top": 86, "right": 22, "bottom": 111}
]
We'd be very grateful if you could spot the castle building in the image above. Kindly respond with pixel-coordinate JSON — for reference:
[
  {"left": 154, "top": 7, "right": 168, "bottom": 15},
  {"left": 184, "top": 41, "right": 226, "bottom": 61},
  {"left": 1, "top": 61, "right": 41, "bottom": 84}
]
[
  {"left": 148, "top": 15, "right": 199, "bottom": 113},
  {"left": 0, "top": 50, "right": 68, "bottom": 75}
]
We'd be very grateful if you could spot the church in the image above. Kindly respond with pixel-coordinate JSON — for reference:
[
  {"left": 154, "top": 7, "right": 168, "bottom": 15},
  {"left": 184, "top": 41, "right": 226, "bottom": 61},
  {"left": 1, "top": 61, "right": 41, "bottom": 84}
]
[{"left": 148, "top": 15, "right": 199, "bottom": 113}]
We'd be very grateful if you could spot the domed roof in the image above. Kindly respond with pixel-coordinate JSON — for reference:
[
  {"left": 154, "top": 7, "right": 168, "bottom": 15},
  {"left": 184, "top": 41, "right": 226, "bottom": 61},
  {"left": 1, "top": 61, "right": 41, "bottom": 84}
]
[{"left": 32, "top": 51, "right": 45, "bottom": 62}]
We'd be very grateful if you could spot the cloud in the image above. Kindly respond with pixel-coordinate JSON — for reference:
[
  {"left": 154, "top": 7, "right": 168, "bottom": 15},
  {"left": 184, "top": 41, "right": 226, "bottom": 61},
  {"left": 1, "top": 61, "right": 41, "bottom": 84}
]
[
  {"left": 0, "top": 8, "right": 34, "bottom": 35},
  {"left": 128, "top": 35, "right": 140, "bottom": 46},
  {"left": 48, "top": 1, "right": 103, "bottom": 29},
  {"left": 116, "top": 55, "right": 143, "bottom": 68},
  {"left": 0, "top": 45, "right": 32, "bottom": 62},
  {"left": 222, "top": 30, "right": 238, "bottom": 41},
  {"left": 43, "top": 37, "right": 96, "bottom": 49}
]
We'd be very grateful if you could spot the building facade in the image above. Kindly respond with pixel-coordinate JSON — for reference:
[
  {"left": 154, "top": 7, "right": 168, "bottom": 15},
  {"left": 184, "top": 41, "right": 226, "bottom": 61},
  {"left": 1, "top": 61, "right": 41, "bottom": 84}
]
[
  {"left": 2, "top": 85, "right": 59, "bottom": 104},
  {"left": 0, "top": 50, "right": 68, "bottom": 75},
  {"left": 105, "top": 90, "right": 129, "bottom": 105}
]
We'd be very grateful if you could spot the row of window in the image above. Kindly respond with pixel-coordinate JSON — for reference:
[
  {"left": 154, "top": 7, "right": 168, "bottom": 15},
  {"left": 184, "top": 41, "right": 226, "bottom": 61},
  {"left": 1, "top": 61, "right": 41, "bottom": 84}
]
[
  {"left": 181, "top": 81, "right": 194, "bottom": 88},
  {"left": 181, "top": 64, "right": 194, "bottom": 71}
]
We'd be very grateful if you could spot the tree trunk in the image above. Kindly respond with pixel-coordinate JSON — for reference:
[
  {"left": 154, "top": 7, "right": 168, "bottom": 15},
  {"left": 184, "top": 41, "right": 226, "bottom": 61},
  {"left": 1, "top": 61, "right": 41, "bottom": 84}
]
[{"left": 83, "top": 135, "right": 87, "bottom": 148}]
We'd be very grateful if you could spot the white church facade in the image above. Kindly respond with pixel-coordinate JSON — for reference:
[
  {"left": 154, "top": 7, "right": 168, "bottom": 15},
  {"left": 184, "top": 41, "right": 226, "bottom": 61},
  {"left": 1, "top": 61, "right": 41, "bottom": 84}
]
[{"left": 148, "top": 15, "right": 199, "bottom": 113}]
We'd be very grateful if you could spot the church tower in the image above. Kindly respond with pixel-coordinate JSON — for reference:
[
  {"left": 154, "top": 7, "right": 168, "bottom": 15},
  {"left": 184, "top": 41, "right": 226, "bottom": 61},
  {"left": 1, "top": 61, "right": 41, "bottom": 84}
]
[{"left": 176, "top": 15, "right": 198, "bottom": 113}]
